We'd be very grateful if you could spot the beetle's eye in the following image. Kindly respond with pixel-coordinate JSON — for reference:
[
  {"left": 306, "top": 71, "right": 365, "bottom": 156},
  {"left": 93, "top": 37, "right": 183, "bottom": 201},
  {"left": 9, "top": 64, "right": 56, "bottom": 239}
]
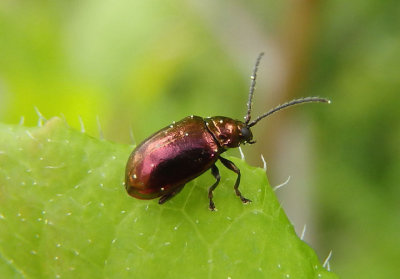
[{"left": 240, "top": 126, "right": 251, "bottom": 141}]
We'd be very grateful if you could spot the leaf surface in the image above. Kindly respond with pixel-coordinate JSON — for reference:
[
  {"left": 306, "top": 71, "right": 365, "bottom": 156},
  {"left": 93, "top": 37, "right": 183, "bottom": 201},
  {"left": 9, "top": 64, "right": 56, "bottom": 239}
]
[{"left": 0, "top": 118, "right": 337, "bottom": 279}]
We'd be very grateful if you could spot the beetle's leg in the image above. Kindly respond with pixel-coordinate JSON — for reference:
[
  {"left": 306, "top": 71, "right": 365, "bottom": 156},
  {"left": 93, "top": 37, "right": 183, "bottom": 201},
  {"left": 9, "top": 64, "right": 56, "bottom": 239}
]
[
  {"left": 158, "top": 184, "right": 185, "bottom": 204},
  {"left": 219, "top": 157, "right": 252, "bottom": 204},
  {"left": 208, "top": 164, "right": 221, "bottom": 211}
]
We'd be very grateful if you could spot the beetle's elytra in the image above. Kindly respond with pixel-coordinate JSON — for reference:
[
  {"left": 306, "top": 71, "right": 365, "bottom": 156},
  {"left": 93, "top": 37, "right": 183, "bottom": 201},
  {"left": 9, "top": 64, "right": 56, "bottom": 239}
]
[{"left": 125, "top": 53, "right": 330, "bottom": 210}]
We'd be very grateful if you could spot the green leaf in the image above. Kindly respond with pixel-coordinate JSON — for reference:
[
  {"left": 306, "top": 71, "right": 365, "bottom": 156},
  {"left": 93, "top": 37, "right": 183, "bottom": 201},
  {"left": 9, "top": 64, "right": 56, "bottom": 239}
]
[{"left": 0, "top": 118, "right": 337, "bottom": 279}]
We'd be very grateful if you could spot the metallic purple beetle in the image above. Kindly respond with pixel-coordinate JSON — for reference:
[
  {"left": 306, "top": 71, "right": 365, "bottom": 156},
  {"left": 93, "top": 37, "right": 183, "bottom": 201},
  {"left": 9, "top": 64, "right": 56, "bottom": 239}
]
[{"left": 125, "top": 53, "right": 330, "bottom": 210}]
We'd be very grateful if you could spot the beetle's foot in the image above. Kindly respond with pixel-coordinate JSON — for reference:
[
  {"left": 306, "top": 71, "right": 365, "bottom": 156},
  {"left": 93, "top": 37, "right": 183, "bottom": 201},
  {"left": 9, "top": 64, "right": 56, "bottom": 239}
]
[
  {"left": 240, "top": 196, "right": 252, "bottom": 204},
  {"left": 209, "top": 200, "right": 216, "bottom": 211},
  {"left": 235, "top": 189, "right": 252, "bottom": 204},
  {"left": 158, "top": 196, "right": 168, "bottom": 204}
]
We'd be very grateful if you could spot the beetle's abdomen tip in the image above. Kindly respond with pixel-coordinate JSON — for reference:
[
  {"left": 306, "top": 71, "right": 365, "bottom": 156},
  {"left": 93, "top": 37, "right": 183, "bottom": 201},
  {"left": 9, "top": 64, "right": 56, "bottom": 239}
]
[{"left": 125, "top": 179, "right": 164, "bottom": 200}]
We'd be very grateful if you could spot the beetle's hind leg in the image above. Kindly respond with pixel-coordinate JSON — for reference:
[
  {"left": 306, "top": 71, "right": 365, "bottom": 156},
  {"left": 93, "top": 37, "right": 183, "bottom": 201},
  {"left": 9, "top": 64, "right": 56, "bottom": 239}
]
[
  {"left": 219, "top": 157, "right": 252, "bottom": 204},
  {"left": 208, "top": 164, "right": 221, "bottom": 211},
  {"left": 159, "top": 184, "right": 185, "bottom": 204}
]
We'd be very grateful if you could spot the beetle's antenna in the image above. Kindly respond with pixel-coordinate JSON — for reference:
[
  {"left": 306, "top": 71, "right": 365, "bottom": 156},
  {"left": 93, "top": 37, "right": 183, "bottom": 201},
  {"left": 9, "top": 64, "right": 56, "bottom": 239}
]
[
  {"left": 244, "top": 52, "right": 264, "bottom": 125},
  {"left": 247, "top": 97, "right": 331, "bottom": 127}
]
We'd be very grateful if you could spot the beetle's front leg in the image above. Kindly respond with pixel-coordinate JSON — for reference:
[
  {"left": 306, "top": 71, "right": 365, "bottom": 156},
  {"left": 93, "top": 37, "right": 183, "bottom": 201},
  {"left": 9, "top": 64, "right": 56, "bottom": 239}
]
[
  {"left": 159, "top": 184, "right": 185, "bottom": 204},
  {"left": 219, "top": 156, "right": 252, "bottom": 204},
  {"left": 208, "top": 164, "right": 220, "bottom": 211}
]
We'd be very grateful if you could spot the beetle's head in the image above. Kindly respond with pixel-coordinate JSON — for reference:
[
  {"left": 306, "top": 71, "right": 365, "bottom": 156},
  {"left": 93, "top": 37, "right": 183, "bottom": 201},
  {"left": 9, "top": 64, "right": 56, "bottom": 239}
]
[{"left": 205, "top": 117, "right": 254, "bottom": 149}]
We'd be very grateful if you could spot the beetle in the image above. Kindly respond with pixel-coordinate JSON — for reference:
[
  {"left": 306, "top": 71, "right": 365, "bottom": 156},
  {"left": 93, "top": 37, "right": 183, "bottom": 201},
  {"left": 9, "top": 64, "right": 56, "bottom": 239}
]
[{"left": 125, "top": 53, "right": 330, "bottom": 210}]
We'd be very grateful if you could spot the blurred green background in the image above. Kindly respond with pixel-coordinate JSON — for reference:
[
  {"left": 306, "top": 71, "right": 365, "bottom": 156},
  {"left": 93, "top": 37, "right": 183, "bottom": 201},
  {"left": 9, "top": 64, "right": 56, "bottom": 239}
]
[{"left": 0, "top": 0, "right": 399, "bottom": 278}]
